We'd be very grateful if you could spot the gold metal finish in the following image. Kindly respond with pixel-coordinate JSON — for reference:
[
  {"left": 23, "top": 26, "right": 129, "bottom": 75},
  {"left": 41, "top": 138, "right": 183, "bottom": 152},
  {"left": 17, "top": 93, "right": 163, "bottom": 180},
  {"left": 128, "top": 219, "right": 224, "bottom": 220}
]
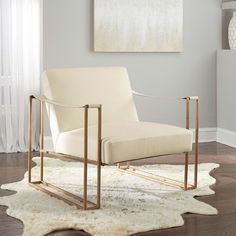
[
  {"left": 186, "top": 97, "right": 190, "bottom": 129},
  {"left": 29, "top": 181, "right": 98, "bottom": 210},
  {"left": 40, "top": 101, "right": 44, "bottom": 181},
  {"left": 28, "top": 93, "right": 199, "bottom": 209},
  {"left": 40, "top": 150, "right": 98, "bottom": 165},
  {"left": 194, "top": 99, "right": 200, "bottom": 188},
  {"left": 83, "top": 105, "right": 88, "bottom": 210},
  {"left": 28, "top": 95, "right": 102, "bottom": 210},
  {"left": 184, "top": 153, "right": 189, "bottom": 190},
  {"left": 117, "top": 162, "right": 130, "bottom": 170},
  {"left": 97, "top": 106, "right": 102, "bottom": 208},
  {"left": 184, "top": 97, "right": 190, "bottom": 190},
  {"left": 28, "top": 96, "right": 33, "bottom": 183},
  {"left": 118, "top": 166, "right": 194, "bottom": 190},
  {"left": 118, "top": 96, "right": 199, "bottom": 191}
]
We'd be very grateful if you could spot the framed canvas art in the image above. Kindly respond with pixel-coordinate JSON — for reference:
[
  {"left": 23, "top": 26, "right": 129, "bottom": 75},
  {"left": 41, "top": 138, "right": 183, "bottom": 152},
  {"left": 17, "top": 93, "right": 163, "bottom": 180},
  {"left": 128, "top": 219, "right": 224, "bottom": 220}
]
[{"left": 94, "top": 0, "right": 183, "bottom": 52}]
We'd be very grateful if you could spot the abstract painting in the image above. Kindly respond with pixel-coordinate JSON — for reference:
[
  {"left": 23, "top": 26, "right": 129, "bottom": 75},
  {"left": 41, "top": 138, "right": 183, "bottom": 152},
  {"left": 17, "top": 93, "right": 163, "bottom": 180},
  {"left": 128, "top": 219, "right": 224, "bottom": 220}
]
[{"left": 94, "top": 0, "right": 183, "bottom": 52}]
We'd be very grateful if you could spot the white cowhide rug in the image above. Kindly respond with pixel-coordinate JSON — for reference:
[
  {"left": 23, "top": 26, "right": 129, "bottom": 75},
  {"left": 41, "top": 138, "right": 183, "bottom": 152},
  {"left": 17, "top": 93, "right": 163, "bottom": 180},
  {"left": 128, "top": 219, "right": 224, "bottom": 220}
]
[{"left": 0, "top": 157, "right": 219, "bottom": 236}]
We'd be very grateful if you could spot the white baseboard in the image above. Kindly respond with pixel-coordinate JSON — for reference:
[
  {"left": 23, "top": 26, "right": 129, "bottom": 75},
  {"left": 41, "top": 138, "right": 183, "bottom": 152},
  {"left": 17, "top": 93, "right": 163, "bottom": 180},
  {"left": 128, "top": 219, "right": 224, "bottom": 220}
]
[
  {"left": 217, "top": 128, "right": 236, "bottom": 148},
  {"left": 44, "top": 127, "right": 219, "bottom": 151}
]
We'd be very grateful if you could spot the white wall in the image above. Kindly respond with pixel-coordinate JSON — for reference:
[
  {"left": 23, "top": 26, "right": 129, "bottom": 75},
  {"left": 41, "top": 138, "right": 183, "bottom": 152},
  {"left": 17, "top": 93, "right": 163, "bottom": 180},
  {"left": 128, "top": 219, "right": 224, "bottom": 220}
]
[
  {"left": 43, "top": 0, "right": 222, "bottom": 133},
  {"left": 217, "top": 50, "right": 236, "bottom": 132}
]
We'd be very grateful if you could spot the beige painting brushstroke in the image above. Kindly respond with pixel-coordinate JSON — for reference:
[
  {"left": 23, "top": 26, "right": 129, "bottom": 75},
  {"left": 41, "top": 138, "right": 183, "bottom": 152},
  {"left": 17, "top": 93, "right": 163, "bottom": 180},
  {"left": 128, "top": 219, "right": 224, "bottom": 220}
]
[{"left": 94, "top": 0, "right": 183, "bottom": 52}]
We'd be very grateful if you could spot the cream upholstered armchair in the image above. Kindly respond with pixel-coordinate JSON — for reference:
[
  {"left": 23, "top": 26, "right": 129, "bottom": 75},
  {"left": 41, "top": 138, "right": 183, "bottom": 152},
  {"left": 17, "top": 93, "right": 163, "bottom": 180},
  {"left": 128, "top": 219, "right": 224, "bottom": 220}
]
[{"left": 28, "top": 67, "right": 199, "bottom": 210}]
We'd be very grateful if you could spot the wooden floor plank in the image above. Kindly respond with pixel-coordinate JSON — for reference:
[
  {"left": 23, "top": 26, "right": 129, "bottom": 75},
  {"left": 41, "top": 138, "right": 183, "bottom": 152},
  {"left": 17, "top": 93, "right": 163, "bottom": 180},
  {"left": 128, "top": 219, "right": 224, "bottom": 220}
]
[{"left": 0, "top": 142, "right": 236, "bottom": 236}]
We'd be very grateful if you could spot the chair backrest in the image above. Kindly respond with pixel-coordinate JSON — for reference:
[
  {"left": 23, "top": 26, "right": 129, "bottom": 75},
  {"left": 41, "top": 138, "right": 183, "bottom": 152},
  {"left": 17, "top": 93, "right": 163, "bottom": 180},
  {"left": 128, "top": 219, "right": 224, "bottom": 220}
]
[{"left": 42, "top": 67, "right": 138, "bottom": 144}]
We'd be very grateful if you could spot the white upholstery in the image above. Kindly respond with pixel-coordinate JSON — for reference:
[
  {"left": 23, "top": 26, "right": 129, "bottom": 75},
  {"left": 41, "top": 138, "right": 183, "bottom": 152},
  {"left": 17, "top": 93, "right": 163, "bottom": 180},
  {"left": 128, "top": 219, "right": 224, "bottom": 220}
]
[
  {"left": 42, "top": 67, "right": 138, "bottom": 145},
  {"left": 42, "top": 67, "right": 193, "bottom": 164},
  {"left": 55, "top": 121, "right": 192, "bottom": 164}
]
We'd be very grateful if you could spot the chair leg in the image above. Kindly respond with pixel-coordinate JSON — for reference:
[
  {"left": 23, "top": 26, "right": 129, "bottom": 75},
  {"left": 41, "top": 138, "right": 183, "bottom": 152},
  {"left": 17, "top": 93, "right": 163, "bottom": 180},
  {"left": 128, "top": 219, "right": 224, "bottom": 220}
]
[
  {"left": 83, "top": 160, "right": 88, "bottom": 210},
  {"left": 117, "top": 162, "right": 130, "bottom": 170},
  {"left": 84, "top": 106, "right": 88, "bottom": 210},
  {"left": 194, "top": 98, "right": 199, "bottom": 189},
  {"left": 28, "top": 96, "right": 33, "bottom": 183},
  {"left": 194, "top": 145, "right": 198, "bottom": 189},
  {"left": 97, "top": 160, "right": 101, "bottom": 208},
  {"left": 184, "top": 153, "right": 189, "bottom": 191},
  {"left": 40, "top": 101, "right": 44, "bottom": 182},
  {"left": 96, "top": 106, "right": 102, "bottom": 209},
  {"left": 28, "top": 148, "right": 32, "bottom": 183}
]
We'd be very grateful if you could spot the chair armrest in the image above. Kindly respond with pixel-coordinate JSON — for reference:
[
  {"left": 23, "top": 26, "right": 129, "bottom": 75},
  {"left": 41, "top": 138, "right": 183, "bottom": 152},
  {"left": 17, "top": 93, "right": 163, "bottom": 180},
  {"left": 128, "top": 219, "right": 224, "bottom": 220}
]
[
  {"left": 31, "top": 94, "right": 101, "bottom": 109},
  {"left": 183, "top": 96, "right": 199, "bottom": 101},
  {"left": 132, "top": 90, "right": 199, "bottom": 101},
  {"left": 132, "top": 90, "right": 199, "bottom": 139},
  {"left": 28, "top": 94, "right": 103, "bottom": 190}
]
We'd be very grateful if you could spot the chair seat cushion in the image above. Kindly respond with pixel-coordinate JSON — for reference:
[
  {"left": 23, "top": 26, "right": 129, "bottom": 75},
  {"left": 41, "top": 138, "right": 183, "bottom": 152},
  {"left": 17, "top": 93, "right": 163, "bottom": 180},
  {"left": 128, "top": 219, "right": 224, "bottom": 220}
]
[{"left": 55, "top": 122, "right": 193, "bottom": 165}]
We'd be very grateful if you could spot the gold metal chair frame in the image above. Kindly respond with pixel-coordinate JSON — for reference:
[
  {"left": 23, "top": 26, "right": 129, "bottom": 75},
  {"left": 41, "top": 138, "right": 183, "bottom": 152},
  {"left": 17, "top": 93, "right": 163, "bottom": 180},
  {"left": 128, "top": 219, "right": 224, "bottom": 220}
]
[
  {"left": 28, "top": 94, "right": 199, "bottom": 210},
  {"left": 117, "top": 96, "right": 199, "bottom": 191},
  {"left": 28, "top": 95, "right": 102, "bottom": 210}
]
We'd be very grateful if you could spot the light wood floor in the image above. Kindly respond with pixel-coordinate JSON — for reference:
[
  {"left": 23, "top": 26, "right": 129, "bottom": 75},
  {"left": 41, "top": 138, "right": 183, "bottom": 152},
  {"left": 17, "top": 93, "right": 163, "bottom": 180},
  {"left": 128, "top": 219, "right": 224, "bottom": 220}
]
[{"left": 1, "top": 142, "right": 236, "bottom": 236}]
